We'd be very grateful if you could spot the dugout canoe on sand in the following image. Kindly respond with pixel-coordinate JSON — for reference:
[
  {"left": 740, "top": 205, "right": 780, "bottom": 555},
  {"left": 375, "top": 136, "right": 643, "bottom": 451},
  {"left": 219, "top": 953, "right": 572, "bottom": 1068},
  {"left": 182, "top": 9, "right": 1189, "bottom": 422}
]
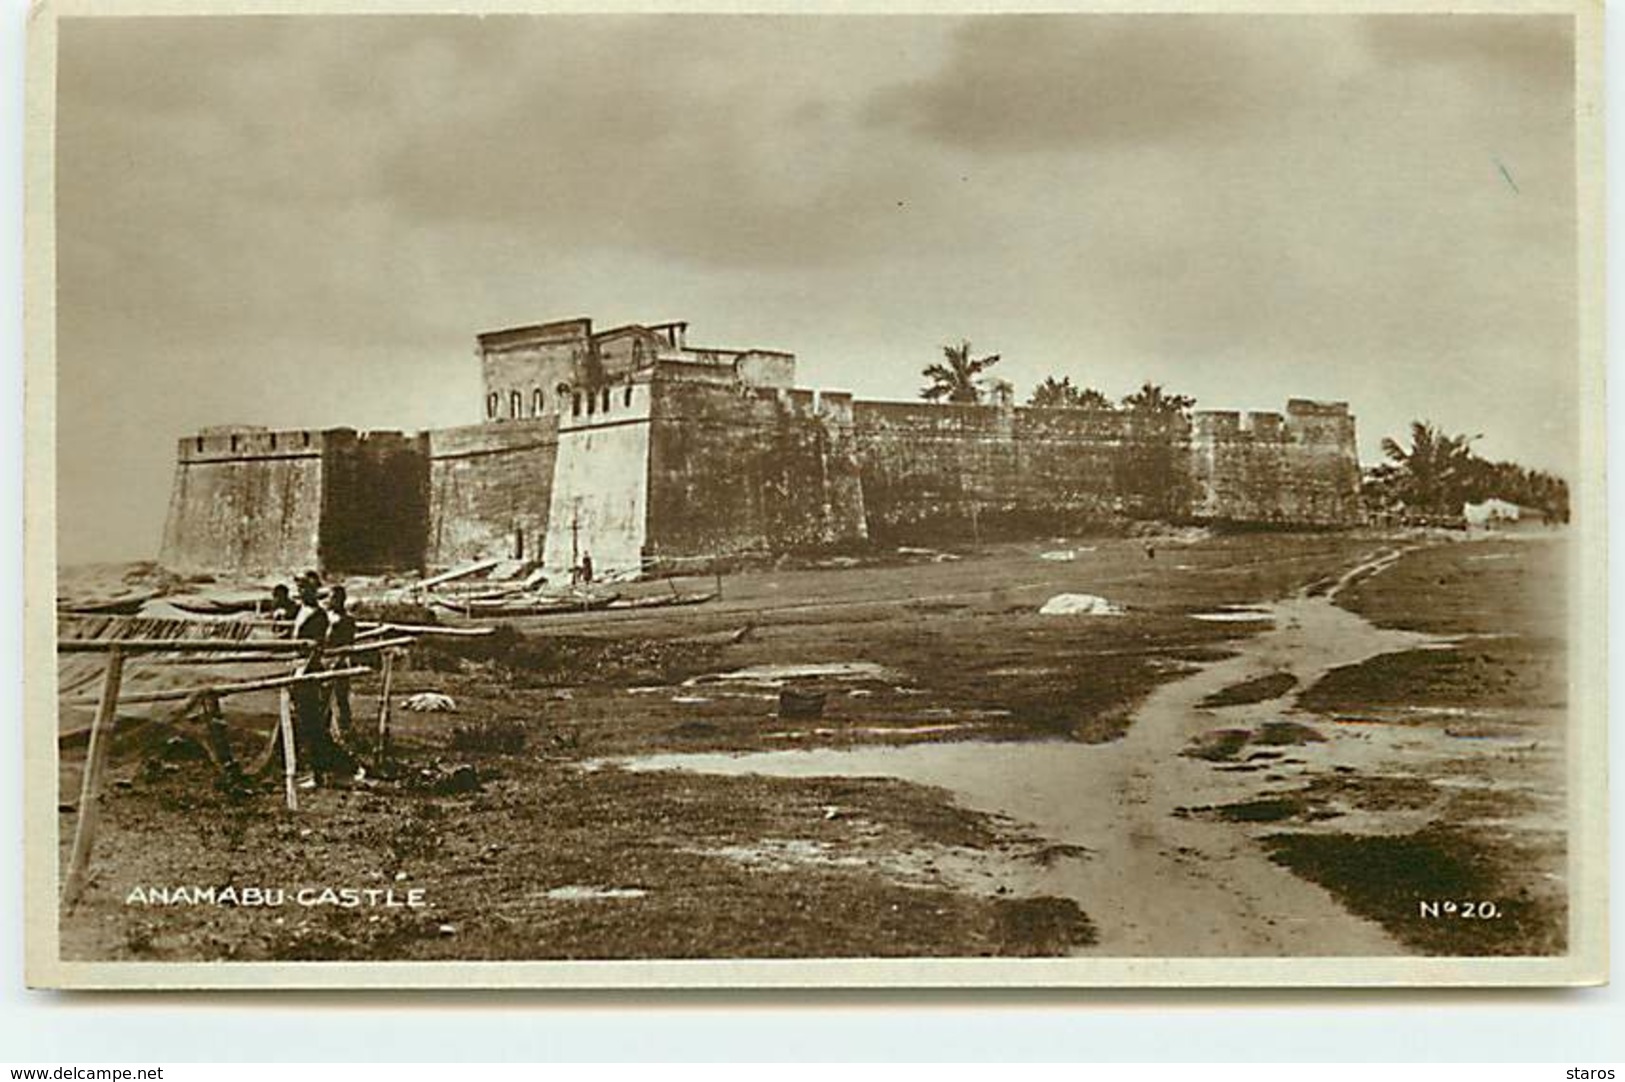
[
  {"left": 605, "top": 591, "right": 718, "bottom": 611},
  {"left": 56, "top": 589, "right": 162, "bottom": 616},
  {"left": 158, "top": 589, "right": 271, "bottom": 616},
  {"left": 430, "top": 590, "right": 620, "bottom": 617}
]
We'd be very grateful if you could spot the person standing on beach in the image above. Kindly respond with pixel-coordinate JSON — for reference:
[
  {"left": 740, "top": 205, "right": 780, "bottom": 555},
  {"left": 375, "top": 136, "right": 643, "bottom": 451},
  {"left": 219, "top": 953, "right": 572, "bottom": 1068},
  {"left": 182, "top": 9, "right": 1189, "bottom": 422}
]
[
  {"left": 266, "top": 583, "right": 299, "bottom": 628},
  {"left": 324, "top": 585, "right": 357, "bottom": 743},
  {"left": 290, "top": 573, "right": 342, "bottom": 786}
]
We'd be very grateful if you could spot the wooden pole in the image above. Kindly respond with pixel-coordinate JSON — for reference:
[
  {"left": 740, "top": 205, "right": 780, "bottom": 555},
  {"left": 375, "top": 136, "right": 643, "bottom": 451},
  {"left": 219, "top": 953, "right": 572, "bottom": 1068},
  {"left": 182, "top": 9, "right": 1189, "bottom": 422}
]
[
  {"left": 419, "top": 557, "right": 501, "bottom": 590},
  {"left": 63, "top": 664, "right": 372, "bottom": 708},
  {"left": 57, "top": 638, "right": 307, "bottom": 655},
  {"left": 57, "top": 635, "right": 416, "bottom": 658},
  {"left": 61, "top": 646, "right": 125, "bottom": 910},
  {"left": 279, "top": 687, "right": 298, "bottom": 812},
  {"left": 258, "top": 618, "right": 492, "bottom": 637},
  {"left": 376, "top": 648, "right": 395, "bottom": 758},
  {"left": 326, "top": 636, "right": 417, "bottom": 660}
]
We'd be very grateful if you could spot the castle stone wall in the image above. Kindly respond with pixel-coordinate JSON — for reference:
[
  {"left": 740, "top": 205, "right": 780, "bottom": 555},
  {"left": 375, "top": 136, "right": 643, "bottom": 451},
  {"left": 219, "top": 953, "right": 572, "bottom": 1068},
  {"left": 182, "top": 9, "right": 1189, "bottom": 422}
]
[
  {"left": 543, "top": 382, "right": 652, "bottom": 577},
  {"left": 644, "top": 381, "right": 868, "bottom": 564},
  {"left": 160, "top": 429, "right": 327, "bottom": 573},
  {"left": 426, "top": 419, "right": 558, "bottom": 568},
  {"left": 853, "top": 402, "right": 1148, "bottom": 543},
  {"left": 1190, "top": 400, "right": 1360, "bottom": 525},
  {"left": 853, "top": 399, "right": 1357, "bottom": 541}
]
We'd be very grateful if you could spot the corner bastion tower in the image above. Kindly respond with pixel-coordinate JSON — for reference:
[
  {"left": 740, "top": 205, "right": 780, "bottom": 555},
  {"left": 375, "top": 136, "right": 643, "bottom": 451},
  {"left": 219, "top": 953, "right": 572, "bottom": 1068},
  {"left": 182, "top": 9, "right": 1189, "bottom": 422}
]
[{"left": 159, "top": 316, "right": 1362, "bottom": 577}]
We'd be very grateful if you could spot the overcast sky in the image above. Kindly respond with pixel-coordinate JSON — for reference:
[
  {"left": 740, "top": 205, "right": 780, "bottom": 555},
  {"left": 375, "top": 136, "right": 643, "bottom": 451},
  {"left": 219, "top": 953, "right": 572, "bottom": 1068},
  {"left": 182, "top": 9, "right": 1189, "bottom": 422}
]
[{"left": 55, "top": 13, "right": 1579, "bottom": 564}]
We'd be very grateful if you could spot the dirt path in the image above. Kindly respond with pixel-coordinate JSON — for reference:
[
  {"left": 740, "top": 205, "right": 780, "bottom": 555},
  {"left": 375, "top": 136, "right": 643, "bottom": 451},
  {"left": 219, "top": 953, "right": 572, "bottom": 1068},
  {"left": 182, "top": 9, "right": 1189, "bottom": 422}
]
[{"left": 624, "top": 546, "right": 1438, "bottom": 956}]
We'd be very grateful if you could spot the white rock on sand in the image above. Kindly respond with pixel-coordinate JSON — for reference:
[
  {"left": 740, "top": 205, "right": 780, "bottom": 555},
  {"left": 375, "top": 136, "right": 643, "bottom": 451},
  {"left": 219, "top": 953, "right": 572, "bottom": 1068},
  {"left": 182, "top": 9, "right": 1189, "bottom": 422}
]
[
  {"left": 402, "top": 692, "right": 457, "bottom": 713},
  {"left": 1038, "top": 593, "right": 1123, "bottom": 616}
]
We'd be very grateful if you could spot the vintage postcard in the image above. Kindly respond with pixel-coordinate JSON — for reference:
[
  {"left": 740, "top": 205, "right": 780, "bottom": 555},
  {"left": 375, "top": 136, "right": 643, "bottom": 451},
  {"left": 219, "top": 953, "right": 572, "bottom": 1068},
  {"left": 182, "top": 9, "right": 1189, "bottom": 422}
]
[{"left": 23, "top": 0, "right": 1606, "bottom": 988}]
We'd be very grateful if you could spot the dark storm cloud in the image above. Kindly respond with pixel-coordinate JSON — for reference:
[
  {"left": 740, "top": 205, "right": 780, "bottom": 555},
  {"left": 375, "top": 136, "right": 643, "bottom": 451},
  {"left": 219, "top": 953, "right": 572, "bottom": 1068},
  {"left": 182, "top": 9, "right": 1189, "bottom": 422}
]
[
  {"left": 863, "top": 16, "right": 1274, "bottom": 152},
  {"left": 370, "top": 17, "right": 955, "bottom": 269},
  {"left": 1360, "top": 14, "right": 1573, "bottom": 83}
]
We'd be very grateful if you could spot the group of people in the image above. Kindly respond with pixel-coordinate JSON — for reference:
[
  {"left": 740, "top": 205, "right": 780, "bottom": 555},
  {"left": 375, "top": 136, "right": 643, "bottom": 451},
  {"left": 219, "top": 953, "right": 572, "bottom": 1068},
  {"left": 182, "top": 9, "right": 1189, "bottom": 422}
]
[{"left": 266, "top": 572, "right": 358, "bottom": 788}]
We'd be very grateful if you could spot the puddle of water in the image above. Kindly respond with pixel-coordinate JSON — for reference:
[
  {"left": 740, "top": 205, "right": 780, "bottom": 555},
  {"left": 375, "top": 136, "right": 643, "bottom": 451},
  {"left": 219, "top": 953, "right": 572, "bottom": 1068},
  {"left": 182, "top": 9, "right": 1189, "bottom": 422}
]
[
  {"left": 763, "top": 723, "right": 976, "bottom": 740},
  {"left": 693, "top": 839, "right": 1017, "bottom": 896},
  {"left": 1191, "top": 612, "right": 1275, "bottom": 623},
  {"left": 543, "top": 886, "right": 649, "bottom": 901},
  {"left": 684, "top": 662, "right": 891, "bottom": 687},
  {"left": 702, "top": 839, "right": 867, "bottom": 869}
]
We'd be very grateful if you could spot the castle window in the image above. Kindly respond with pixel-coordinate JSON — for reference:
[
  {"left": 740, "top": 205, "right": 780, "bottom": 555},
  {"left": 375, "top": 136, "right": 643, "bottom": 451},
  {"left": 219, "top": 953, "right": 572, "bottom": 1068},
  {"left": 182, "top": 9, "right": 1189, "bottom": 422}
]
[
  {"left": 532, "top": 388, "right": 544, "bottom": 415},
  {"left": 624, "top": 385, "right": 634, "bottom": 408},
  {"left": 601, "top": 387, "right": 611, "bottom": 413},
  {"left": 195, "top": 436, "right": 204, "bottom": 453},
  {"left": 633, "top": 338, "right": 645, "bottom": 364},
  {"left": 486, "top": 393, "right": 499, "bottom": 420},
  {"left": 302, "top": 432, "right": 311, "bottom": 448},
  {"left": 510, "top": 391, "right": 522, "bottom": 419},
  {"left": 587, "top": 390, "right": 596, "bottom": 416},
  {"left": 572, "top": 393, "right": 582, "bottom": 418},
  {"left": 270, "top": 433, "right": 278, "bottom": 450},
  {"left": 230, "top": 434, "right": 239, "bottom": 452}
]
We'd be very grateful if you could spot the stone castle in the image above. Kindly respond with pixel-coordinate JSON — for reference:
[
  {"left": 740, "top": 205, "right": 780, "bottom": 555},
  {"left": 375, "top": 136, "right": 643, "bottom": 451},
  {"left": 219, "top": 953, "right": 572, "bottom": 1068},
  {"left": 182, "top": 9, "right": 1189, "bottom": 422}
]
[{"left": 159, "top": 316, "right": 1363, "bottom": 577}]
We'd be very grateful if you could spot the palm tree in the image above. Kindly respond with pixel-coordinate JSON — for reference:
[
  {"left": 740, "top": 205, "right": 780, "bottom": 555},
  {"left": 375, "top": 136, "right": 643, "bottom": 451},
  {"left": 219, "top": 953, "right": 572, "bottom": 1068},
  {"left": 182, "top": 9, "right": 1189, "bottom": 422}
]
[
  {"left": 1120, "top": 381, "right": 1196, "bottom": 416},
  {"left": 1028, "top": 376, "right": 1115, "bottom": 410},
  {"left": 921, "top": 341, "right": 1001, "bottom": 404},
  {"left": 1378, "top": 421, "right": 1481, "bottom": 514}
]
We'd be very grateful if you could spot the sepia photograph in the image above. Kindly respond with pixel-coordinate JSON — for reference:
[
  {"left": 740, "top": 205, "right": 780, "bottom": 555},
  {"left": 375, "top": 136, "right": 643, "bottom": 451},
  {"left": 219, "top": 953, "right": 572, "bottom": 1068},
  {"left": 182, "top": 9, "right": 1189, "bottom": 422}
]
[{"left": 24, "top": 2, "right": 1605, "bottom": 988}]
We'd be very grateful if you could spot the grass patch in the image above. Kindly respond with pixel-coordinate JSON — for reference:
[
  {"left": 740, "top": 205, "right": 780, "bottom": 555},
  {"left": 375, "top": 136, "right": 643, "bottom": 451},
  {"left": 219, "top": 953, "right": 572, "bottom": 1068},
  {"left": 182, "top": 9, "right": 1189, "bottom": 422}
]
[
  {"left": 1334, "top": 539, "right": 1564, "bottom": 638},
  {"left": 1182, "top": 729, "right": 1252, "bottom": 762},
  {"left": 412, "top": 627, "right": 721, "bottom": 688},
  {"left": 989, "top": 896, "right": 1097, "bottom": 954},
  {"left": 449, "top": 720, "right": 527, "bottom": 756},
  {"left": 1199, "top": 672, "right": 1298, "bottom": 708},
  {"left": 1262, "top": 827, "right": 1565, "bottom": 956},
  {"left": 61, "top": 746, "right": 1096, "bottom": 961},
  {"left": 1299, "top": 641, "right": 1565, "bottom": 717},
  {"left": 1253, "top": 720, "right": 1326, "bottom": 746}
]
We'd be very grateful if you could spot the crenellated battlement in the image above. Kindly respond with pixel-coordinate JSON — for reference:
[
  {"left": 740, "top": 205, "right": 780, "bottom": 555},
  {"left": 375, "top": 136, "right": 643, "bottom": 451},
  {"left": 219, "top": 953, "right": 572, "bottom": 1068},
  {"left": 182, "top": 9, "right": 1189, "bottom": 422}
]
[
  {"left": 176, "top": 427, "right": 423, "bottom": 464},
  {"left": 178, "top": 427, "right": 323, "bottom": 462}
]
